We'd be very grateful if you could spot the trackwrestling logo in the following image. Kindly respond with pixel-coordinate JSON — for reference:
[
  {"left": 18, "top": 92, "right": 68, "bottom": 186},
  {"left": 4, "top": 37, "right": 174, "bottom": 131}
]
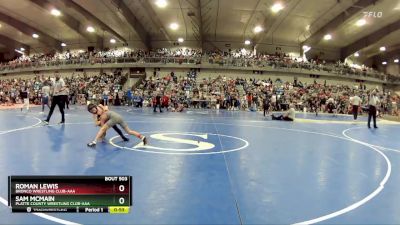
[{"left": 111, "top": 132, "right": 249, "bottom": 155}]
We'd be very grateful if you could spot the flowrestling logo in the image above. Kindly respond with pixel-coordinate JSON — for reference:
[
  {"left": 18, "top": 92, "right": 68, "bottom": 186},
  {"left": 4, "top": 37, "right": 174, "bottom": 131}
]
[
  {"left": 363, "top": 11, "right": 383, "bottom": 18},
  {"left": 110, "top": 132, "right": 249, "bottom": 155}
]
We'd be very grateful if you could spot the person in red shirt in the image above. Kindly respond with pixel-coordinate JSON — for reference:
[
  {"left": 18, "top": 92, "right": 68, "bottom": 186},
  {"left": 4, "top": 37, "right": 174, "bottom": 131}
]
[
  {"left": 247, "top": 93, "right": 253, "bottom": 110},
  {"left": 162, "top": 94, "right": 170, "bottom": 111}
]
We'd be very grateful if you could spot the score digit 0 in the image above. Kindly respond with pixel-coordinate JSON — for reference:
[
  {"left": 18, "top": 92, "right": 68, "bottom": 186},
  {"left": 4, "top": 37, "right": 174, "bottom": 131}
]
[
  {"left": 119, "top": 185, "right": 125, "bottom": 192},
  {"left": 119, "top": 197, "right": 125, "bottom": 205}
]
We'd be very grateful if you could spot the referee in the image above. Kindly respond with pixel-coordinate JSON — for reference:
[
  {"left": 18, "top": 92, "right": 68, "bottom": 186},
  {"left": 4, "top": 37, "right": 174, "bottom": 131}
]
[
  {"left": 43, "top": 74, "right": 66, "bottom": 124},
  {"left": 368, "top": 90, "right": 379, "bottom": 129}
]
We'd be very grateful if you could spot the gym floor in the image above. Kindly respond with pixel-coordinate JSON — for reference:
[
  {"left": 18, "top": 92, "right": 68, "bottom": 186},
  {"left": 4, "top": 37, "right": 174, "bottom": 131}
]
[{"left": 0, "top": 106, "right": 399, "bottom": 224}]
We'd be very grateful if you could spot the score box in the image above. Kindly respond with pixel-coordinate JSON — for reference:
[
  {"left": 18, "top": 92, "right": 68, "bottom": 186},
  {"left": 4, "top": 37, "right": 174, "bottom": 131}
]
[{"left": 8, "top": 176, "right": 132, "bottom": 213}]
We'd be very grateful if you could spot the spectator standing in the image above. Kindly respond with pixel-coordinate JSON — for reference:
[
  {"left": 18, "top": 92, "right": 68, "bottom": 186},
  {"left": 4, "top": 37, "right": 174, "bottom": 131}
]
[
  {"left": 350, "top": 93, "right": 362, "bottom": 121},
  {"left": 154, "top": 94, "right": 162, "bottom": 112},
  {"left": 263, "top": 95, "right": 270, "bottom": 117},
  {"left": 41, "top": 81, "right": 50, "bottom": 113},
  {"left": 20, "top": 87, "right": 29, "bottom": 112},
  {"left": 162, "top": 94, "right": 170, "bottom": 111},
  {"left": 103, "top": 88, "right": 110, "bottom": 106}
]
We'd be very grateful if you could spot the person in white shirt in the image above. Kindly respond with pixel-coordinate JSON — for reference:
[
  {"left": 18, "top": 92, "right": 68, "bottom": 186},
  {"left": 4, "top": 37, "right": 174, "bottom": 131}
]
[
  {"left": 41, "top": 81, "right": 50, "bottom": 112},
  {"left": 326, "top": 97, "right": 336, "bottom": 115},
  {"left": 271, "top": 94, "right": 277, "bottom": 111},
  {"left": 102, "top": 88, "right": 110, "bottom": 106},
  {"left": 43, "top": 74, "right": 66, "bottom": 124},
  {"left": 351, "top": 93, "right": 362, "bottom": 120},
  {"left": 368, "top": 90, "right": 379, "bottom": 129},
  {"left": 271, "top": 104, "right": 295, "bottom": 121}
]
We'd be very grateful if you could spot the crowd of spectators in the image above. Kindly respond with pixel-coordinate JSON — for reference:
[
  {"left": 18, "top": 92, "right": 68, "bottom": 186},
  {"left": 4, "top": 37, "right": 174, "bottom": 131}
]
[
  {"left": 0, "top": 67, "right": 399, "bottom": 117},
  {"left": 205, "top": 49, "right": 396, "bottom": 82},
  {"left": 236, "top": 77, "right": 399, "bottom": 117},
  {"left": 0, "top": 69, "right": 127, "bottom": 107},
  {"left": 0, "top": 48, "right": 203, "bottom": 69},
  {"left": 0, "top": 76, "right": 44, "bottom": 106},
  {"left": 128, "top": 70, "right": 400, "bottom": 117},
  {"left": 1, "top": 47, "right": 399, "bottom": 83}
]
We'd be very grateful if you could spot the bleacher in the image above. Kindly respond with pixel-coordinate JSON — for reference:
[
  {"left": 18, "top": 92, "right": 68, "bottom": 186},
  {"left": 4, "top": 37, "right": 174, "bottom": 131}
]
[{"left": 1, "top": 48, "right": 399, "bottom": 84}]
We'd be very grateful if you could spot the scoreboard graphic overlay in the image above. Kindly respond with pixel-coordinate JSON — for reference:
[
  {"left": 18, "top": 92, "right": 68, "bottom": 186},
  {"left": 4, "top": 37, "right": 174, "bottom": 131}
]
[{"left": 8, "top": 176, "right": 132, "bottom": 213}]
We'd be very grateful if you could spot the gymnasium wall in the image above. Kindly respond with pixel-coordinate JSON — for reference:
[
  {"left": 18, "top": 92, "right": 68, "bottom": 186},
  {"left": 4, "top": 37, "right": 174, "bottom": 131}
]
[
  {"left": 386, "top": 64, "right": 400, "bottom": 75},
  {"left": 144, "top": 68, "right": 189, "bottom": 77}
]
